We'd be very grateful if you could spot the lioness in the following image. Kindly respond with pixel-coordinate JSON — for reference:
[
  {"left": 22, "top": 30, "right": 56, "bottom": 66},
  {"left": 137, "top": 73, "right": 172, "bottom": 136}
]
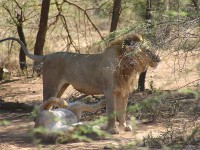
[
  {"left": 0, "top": 34, "right": 160, "bottom": 134},
  {"left": 35, "top": 97, "right": 106, "bottom": 141}
]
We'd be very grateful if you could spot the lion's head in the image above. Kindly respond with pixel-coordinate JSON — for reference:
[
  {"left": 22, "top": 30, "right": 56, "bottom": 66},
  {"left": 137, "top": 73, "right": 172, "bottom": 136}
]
[
  {"left": 122, "top": 34, "right": 143, "bottom": 51},
  {"left": 108, "top": 33, "right": 143, "bottom": 56},
  {"left": 114, "top": 34, "right": 160, "bottom": 75}
]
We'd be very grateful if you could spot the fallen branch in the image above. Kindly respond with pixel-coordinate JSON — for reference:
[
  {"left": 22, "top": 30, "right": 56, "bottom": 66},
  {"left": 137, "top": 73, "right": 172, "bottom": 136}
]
[{"left": 174, "top": 78, "right": 200, "bottom": 91}]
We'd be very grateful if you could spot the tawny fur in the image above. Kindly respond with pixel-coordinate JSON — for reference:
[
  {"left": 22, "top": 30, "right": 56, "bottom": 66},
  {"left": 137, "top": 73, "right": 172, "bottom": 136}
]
[
  {"left": 0, "top": 34, "right": 160, "bottom": 134},
  {"left": 34, "top": 97, "right": 106, "bottom": 139},
  {"left": 39, "top": 97, "right": 68, "bottom": 111}
]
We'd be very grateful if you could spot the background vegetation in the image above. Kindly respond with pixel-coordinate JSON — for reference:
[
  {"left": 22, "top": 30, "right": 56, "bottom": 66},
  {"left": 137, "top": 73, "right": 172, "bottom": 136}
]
[
  {"left": 0, "top": 0, "right": 199, "bottom": 70},
  {"left": 0, "top": 0, "right": 200, "bottom": 149}
]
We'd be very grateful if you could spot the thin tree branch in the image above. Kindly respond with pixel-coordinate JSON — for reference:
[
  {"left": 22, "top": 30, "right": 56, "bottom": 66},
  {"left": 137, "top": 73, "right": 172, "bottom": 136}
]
[
  {"left": 63, "top": 0, "right": 105, "bottom": 41},
  {"left": 53, "top": 0, "right": 79, "bottom": 52},
  {"left": 60, "top": 14, "right": 79, "bottom": 52},
  {"left": 174, "top": 79, "right": 200, "bottom": 91},
  {"left": 2, "top": 4, "right": 18, "bottom": 25}
]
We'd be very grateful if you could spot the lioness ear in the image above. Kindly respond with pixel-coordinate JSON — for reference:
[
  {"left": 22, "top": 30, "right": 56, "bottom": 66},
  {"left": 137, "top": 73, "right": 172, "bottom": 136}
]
[
  {"left": 140, "top": 44, "right": 150, "bottom": 51},
  {"left": 129, "top": 34, "right": 143, "bottom": 42},
  {"left": 120, "top": 34, "right": 143, "bottom": 53},
  {"left": 123, "top": 38, "right": 136, "bottom": 46}
]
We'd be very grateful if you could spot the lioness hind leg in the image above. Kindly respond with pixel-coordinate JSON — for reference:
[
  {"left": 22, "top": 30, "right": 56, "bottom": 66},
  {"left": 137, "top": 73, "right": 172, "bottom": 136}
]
[
  {"left": 43, "top": 81, "right": 69, "bottom": 101},
  {"left": 57, "top": 83, "right": 70, "bottom": 98}
]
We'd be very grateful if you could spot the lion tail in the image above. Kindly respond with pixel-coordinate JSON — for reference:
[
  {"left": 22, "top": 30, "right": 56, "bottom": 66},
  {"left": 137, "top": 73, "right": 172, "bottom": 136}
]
[
  {"left": 0, "top": 37, "right": 45, "bottom": 62},
  {"left": 40, "top": 97, "right": 68, "bottom": 111}
]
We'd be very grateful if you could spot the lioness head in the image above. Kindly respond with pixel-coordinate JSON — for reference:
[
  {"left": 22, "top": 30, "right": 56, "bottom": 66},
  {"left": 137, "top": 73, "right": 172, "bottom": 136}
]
[
  {"left": 148, "top": 50, "right": 161, "bottom": 68},
  {"left": 140, "top": 47, "right": 161, "bottom": 68}
]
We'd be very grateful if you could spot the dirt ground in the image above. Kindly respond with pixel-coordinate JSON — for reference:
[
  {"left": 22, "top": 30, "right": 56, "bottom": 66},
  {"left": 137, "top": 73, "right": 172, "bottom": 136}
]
[{"left": 0, "top": 52, "right": 200, "bottom": 149}]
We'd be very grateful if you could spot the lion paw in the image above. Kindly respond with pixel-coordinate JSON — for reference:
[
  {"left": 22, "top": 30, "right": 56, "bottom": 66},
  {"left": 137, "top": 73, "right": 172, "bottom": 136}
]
[
  {"left": 124, "top": 125, "right": 132, "bottom": 132},
  {"left": 100, "top": 125, "right": 119, "bottom": 134},
  {"left": 107, "top": 127, "right": 119, "bottom": 134},
  {"left": 119, "top": 123, "right": 132, "bottom": 132}
]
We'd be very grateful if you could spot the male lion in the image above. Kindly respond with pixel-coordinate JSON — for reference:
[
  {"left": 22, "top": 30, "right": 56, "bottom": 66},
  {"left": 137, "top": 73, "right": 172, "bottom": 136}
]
[{"left": 0, "top": 34, "right": 160, "bottom": 134}]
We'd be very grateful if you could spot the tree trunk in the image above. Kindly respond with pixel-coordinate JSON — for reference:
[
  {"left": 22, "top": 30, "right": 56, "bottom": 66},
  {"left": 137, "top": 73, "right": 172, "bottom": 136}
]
[
  {"left": 191, "top": 0, "right": 199, "bottom": 12},
  {"left": 137, "top": 0, "right": 152, "bottom": 92},
  {"left": 145, "top": 0, "right": 152, "bottom": 34},
  {"left": 109, "top": 0, "right": 121, "bottom": 41},
  {"left": 165, "top": 0, "right": 170, "bottom": 11},
  {"left": 16, "top": 13, "right": 27, "bottom": 71},
  {"left": 34, "top": 0, "right": 50, "bottom": 56},
  {"left": 138, "top": 71, "right": 147, "bottom": 91},
  {"left": 33, "top": 0, "right": 50, "bottom": 74}
]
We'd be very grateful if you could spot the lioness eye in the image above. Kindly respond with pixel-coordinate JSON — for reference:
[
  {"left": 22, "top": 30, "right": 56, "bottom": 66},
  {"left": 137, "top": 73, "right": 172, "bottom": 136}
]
[{"left": 156, "top": 56, "right": 161, "bottom": 62}]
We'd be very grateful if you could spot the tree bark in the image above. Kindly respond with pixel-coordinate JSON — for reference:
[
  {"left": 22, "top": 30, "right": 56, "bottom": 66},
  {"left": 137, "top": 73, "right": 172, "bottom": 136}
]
[
  {"left": 137, "top": 0, "right": 152, "bottom": 92},
  {"left": 165, "top": 0, "right": 170, "bottom": 11},
  {"left": 138, "top": 71, "right": 147, "bottom": 91},
  {"left": 34, "top": 0, "right": 50, "bottom": 56},
  {"left": 16, "top": 14, "right": 27, "bottom": 71},
  {"left": 109, "top": 0, "right": 121, "bottom": 41},
  {"left": 145, "top": 0, "right": 152, "bottom": 33},
  {"left": 33, "top": 0, "right": 50, "bottom": 74}
]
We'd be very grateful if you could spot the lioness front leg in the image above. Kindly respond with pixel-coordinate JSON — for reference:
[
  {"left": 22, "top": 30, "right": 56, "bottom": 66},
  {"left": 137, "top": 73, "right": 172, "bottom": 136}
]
[
  {"left": 102, "top": 90, "right": 119, "bottom": 134},
  {"left": 116, "top": 93, "right": 132, "bottom": 131}
]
